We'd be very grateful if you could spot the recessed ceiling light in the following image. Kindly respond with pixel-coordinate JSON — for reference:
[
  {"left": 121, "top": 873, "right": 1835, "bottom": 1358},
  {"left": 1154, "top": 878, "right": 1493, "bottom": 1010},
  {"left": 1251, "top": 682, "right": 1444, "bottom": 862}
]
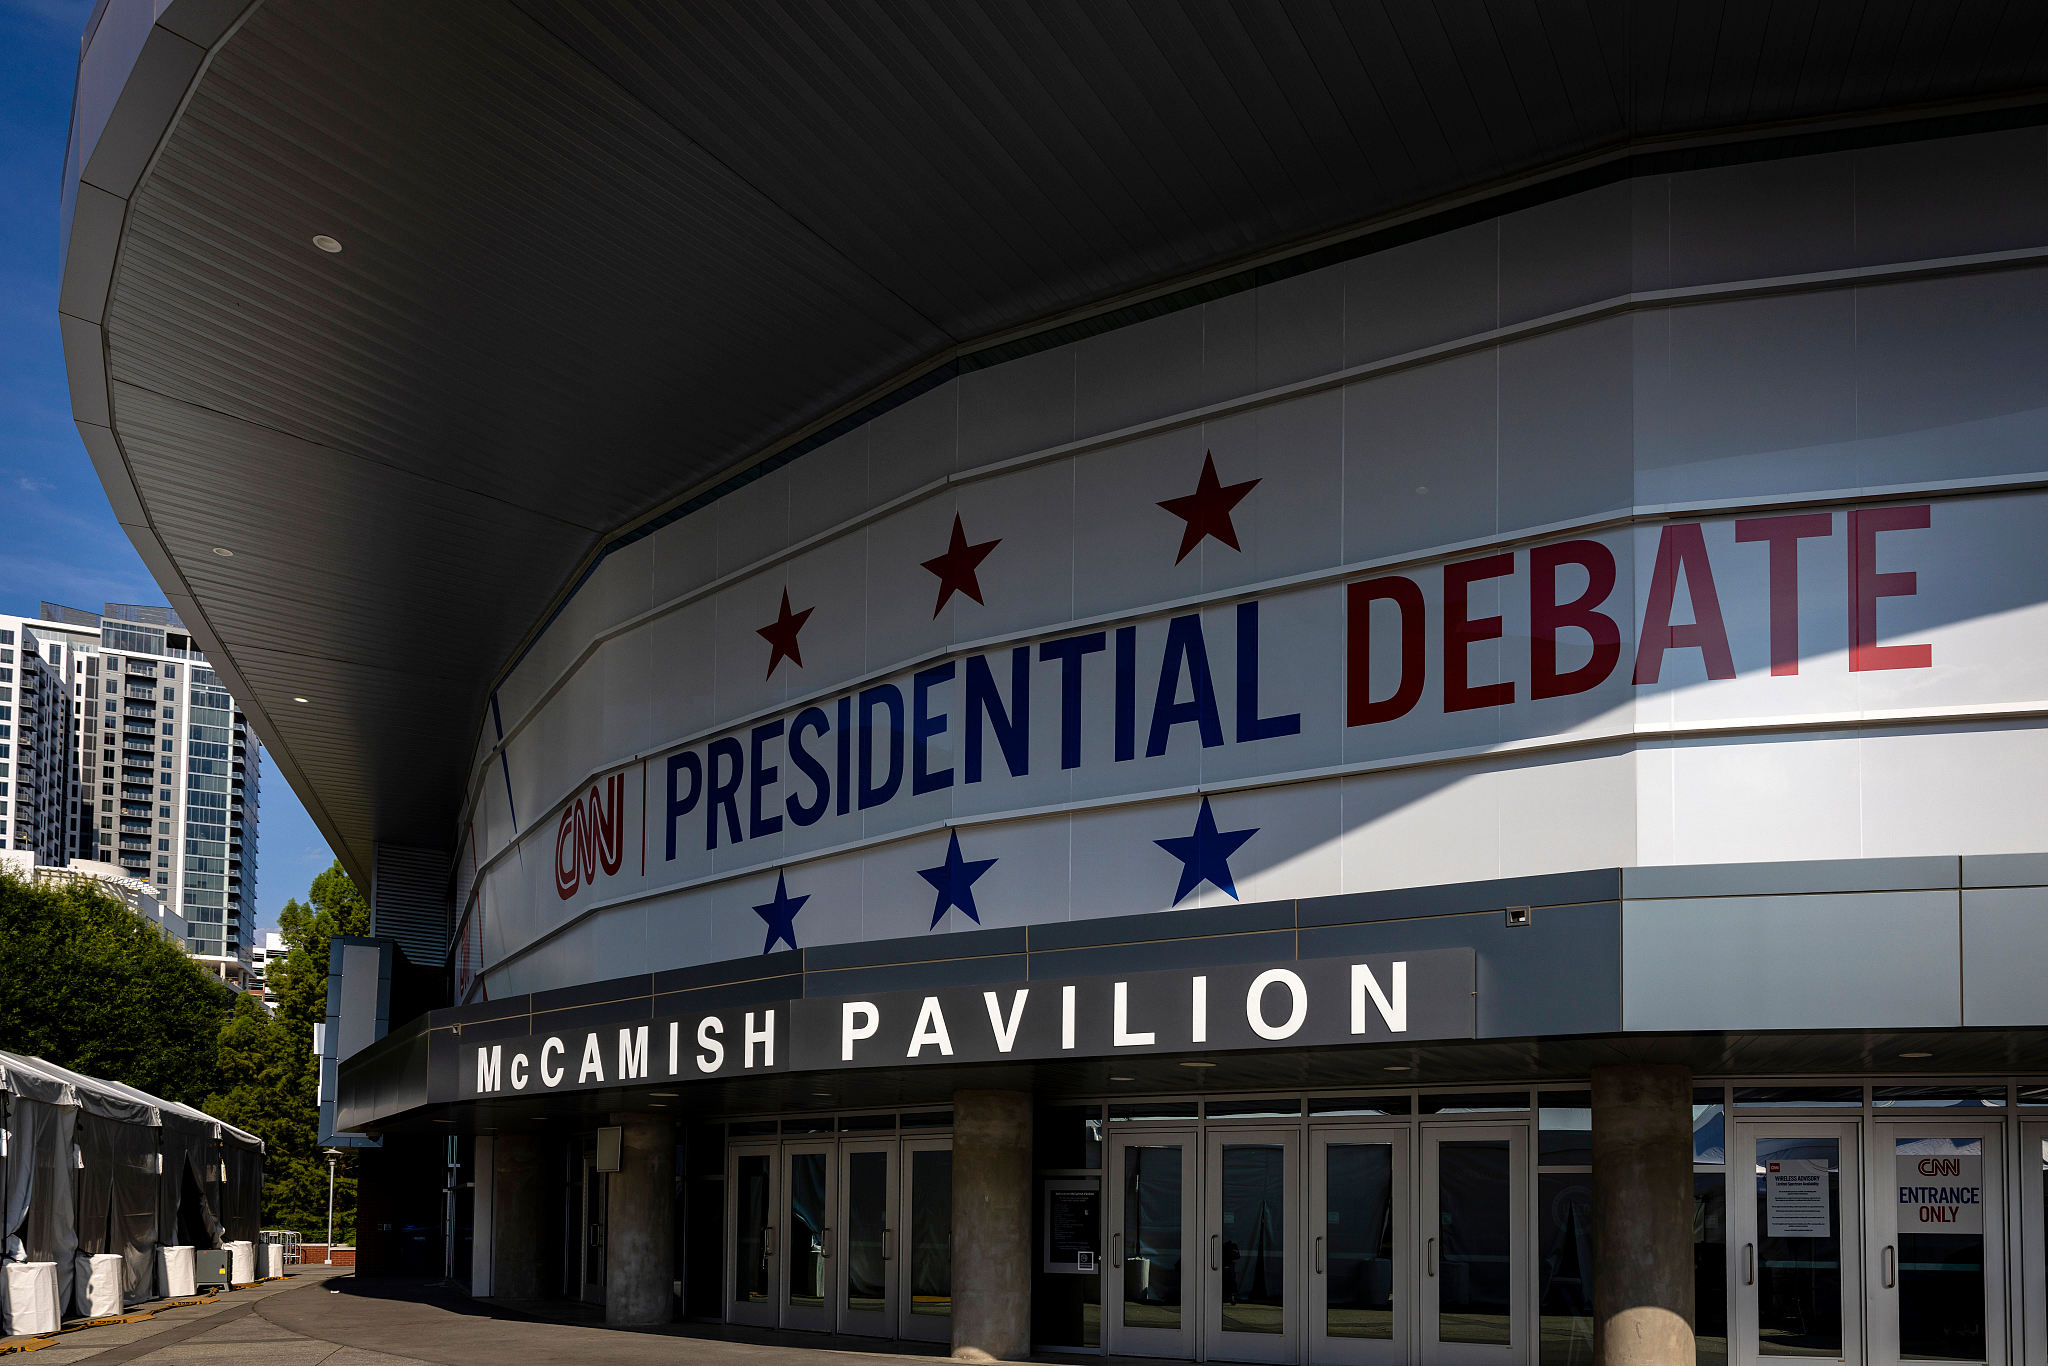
[
  {"left": 649, "top": 1103, "right": 667, "bottom": 1108},
  {"left": 650, "top": 1092, "right": 678, "bottom": 1098},
  {"left": 1179, "top": 1061, "right": 1216, "bottom": 1069},
  {"left": 211, "top": 546, "right": 233, "bottom": 557},
  {"left": 1899, "top": 1051, "right": 1932, "bottom": 1059},
  {"left": 1108, "top": 1076, "right": 1135, "bottom": 1083},
  {"left": 293, "top": 697, "right": 309, "bottom": 703},
  {"left": 312, "top": 235, "right": 343, "bottom": 253},
  {"left": 1383, "top": 1064, "right": 1412, "bottom": 1072},
  {"left": 811, "top": 1092, "right": 833, "bottom": 1099}
]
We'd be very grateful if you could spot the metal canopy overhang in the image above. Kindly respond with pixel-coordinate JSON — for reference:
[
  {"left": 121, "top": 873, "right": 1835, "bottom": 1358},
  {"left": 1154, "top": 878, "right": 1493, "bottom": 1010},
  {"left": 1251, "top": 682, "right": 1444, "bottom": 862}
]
[
  {"left": 60, "top": 0, "right": 2048, "bottom": 893},
  {"left": 344, "top": 1026, "right": 2048, "bottom": 1138}
]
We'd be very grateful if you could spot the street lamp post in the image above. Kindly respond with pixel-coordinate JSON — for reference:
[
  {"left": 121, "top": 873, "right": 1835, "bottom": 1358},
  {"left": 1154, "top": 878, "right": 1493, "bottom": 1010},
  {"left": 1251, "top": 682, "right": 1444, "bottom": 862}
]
[{"left": 324, "top": 1148, "right": 343, "bottom": 1264}]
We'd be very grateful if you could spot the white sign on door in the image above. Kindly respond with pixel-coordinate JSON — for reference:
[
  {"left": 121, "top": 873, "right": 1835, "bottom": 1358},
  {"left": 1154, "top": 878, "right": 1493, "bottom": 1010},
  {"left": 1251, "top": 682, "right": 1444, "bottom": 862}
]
[
  {"left": 1896, "top": 1153, "right": 1983, "bottom": 1234},
  {"left": 1765, "top": 1158, "right": 1832, "bottom": 1237}
]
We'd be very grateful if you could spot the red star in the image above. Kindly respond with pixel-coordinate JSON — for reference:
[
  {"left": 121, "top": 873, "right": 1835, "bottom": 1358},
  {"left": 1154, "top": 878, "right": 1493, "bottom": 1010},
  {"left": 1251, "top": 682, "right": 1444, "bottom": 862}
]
[
  {"left": 1158, "top": 452, "right": 1260, "bottom": 564},
  {"left": 755, "top": 588, "right": 813, "bottom": 679},
  {"left": 921, "top": 514, "right": 1001, "bottom": 618}
]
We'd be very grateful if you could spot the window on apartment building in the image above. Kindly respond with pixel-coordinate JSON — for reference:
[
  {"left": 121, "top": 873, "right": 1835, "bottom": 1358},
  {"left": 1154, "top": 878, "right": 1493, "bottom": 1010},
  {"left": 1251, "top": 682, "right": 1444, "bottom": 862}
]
[
  {"left": 158, "top": 821, "right": 169, "bottom": 834},
  {"left": 156, "top": 839, "right": 168, "bottom": 851},
  {"left": 157, "top": 804, "right": 170, "bottom": 816},
  {"left": 100, "top": 817, "right": 110, "bottom": 829},
  {"left": 101, "top": 767, "right": 112, "bottom": 779},
  {"left": 156, "top": 856, "right": 167, "bottom": 868}
]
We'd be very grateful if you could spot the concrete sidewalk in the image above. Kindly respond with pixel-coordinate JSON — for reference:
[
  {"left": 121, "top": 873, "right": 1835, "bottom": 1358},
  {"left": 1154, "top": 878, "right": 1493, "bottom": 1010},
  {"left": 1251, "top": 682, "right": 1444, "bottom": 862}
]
[
  {"left": 7, "top": 1269, "right": 961, "bottom": 1365},
  {"left": 1, "top": 1265, "right": 351, "bottom": 1363}
]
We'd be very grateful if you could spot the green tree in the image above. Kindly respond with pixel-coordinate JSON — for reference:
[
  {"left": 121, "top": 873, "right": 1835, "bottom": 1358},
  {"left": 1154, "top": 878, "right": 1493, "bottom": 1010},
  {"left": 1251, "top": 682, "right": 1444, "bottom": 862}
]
[
  {"left": 209, "top": 859, "right": 370, "bottom": 1239},
  {"left": 0, "top": 871, "right": 237, "bottom": 1103}
]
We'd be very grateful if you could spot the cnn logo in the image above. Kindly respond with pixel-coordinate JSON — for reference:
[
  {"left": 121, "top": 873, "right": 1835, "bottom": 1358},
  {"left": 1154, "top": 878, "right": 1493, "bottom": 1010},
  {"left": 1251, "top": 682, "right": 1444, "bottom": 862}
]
[{"left": 555, "top": 773, "right": 627, "bottom": 900}]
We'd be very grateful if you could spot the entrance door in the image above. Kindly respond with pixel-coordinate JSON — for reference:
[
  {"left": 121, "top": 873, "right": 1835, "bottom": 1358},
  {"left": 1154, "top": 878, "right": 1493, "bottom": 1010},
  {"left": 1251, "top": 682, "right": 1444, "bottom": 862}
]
[
  {"left": 781, "top": 1142, "right": 838, "bottom": 1332},
  {"left": 1870, "top": 1121, "right": 2004, "bottom": 1366},
  {"left": 2022, "top": 1122, "right": 2048, "bottom": 1366},
  {"left": 839, "top": 1140, "right": 898, "bottom": 1337},
  {"left": 727, "top": 1143, "right": 779, "bottom": 1327},
  {"left": 1420, "top": 1125, "right": 1528, "bottom": 1366},
  {"left": 1204, "top": 1128, "right": 1297, "bottom": 1363},
  {"left": 899, "top": 1138, "right": 954, "bottom": 1343},
  {"left": 1731, "top": 1122, "right": 1862, "bottom": 1366},
  {"left": 578, "top": 1151, "right": 606, "bottom": 1306},
  {"left": 1310, "top": 1126, "right": 1409, "bottom": 1366},
  {"left": 1108, "top": 1128, "right": 1198, "bottom": 1359}
]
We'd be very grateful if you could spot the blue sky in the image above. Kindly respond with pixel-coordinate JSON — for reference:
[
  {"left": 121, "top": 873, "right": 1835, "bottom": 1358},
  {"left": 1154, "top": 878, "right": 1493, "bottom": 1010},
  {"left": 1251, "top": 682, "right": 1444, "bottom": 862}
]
[{"left": 1, "top": 0, "right": 337, "bottom": 931}]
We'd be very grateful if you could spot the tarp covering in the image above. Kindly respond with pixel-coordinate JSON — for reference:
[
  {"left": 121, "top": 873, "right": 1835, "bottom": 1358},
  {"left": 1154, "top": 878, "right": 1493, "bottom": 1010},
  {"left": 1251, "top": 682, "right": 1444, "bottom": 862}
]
[
  {"left": 0, "top": 1051, "right": 262, "bottom": 1312},
  {"left": 0, "top": 1090, "right": 77, "bottom": 1313}
]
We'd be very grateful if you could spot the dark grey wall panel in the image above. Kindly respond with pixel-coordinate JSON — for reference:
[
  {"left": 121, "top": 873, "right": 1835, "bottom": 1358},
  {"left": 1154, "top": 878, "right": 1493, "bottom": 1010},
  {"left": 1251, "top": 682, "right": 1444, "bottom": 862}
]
[
  {"left": 1299, "top": 902, "right": 1619, "bottom": 1038},
  {"left": 803, "top": 954, "right": 1029, "bottom": 999},
  {"left": 1623, "top": 856, "right": 1958, "bottom": 900},
  {"left": 1961, "top": 887, "right": 2048, "bottom": 1026},
  {"left": 1962, "top": 853, "right": 2048, "bottom": 888},
  {"left": 805, "top": 926, "right": 1026, "bottom": 971},
  {"left": 1298, "top": 870, "right": 1619, "bottom": 927},
  {"left": 1027, "top": 900, "right": 1297, "bottom": 950},
  {"left": 1623, "top": 891, "right": 1961, "bottom": 1031},
  {"left": 1028, "top": 931, "right": 1300, "bottom": 982}
]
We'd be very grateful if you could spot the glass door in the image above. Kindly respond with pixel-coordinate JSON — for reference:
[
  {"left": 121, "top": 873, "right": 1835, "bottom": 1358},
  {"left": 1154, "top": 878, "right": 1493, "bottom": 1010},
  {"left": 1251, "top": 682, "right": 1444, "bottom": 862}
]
[
  {"left": 578, "top": 1150, "right": 606, "bottom": 1306},
  {"left": 1420, "top": 1125, "right": 1528, "bottom": 1366},
  {"left": 1310, "top": 1126, "right": 1409, "bottom": 1366},
  {"left": 2021, "top": 1122, "right": 2047, "bottom": 1366},
  {"left": 839, "top": 1139, "right": 898, "bottom": 1337},
  {"left": 1869, "top": 1121, "right": 2004, "bottom": 1366},
  {"left": 1203, "top": 1128, "right": 1297, "bottom": 1363},
  {"left": 1731, "top": 1122, "right": 1862, "bottom": 1366},
  {"left": 1108, "top": 1128, "right": 1198, "bottom": 1359},
  {"left": 781, "top": 1142, "right": 837, "bottom": 1332},
  {"left": 726, "top": 1143, "right": 779, "bottom": 1328},
  {"left": 899, "top": 1138, "right": 954, "bottom": 1343}
]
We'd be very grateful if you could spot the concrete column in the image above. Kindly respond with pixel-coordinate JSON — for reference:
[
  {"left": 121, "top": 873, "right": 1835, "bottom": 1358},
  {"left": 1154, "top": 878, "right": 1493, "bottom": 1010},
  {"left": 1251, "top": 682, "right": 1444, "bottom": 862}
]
[
  {"left": 1592, "top": 1063, "right": 1696, "bottom": 1366},
  {"left": 605, "top": 1114, "right": 675, "bottom": 1326},
  {"left": 487, "top": 1131, "right": 544, "bottom": 1300},
  {"left": 950, "top": 1090, "right": 1032, "bottom": 1361}
]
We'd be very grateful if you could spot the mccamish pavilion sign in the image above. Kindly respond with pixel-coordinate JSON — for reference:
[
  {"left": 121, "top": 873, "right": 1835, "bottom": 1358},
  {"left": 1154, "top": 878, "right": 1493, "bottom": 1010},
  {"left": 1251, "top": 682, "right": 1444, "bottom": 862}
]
[{"left": 464, "top": 948, "right": 1473, "bottom": 1097}]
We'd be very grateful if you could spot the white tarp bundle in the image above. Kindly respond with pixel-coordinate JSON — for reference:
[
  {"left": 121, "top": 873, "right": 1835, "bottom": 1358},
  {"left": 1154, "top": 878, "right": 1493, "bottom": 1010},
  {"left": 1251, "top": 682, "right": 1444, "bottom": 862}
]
[{"left": 0, "top": 1051, "right": 263, "bottom": 1317}]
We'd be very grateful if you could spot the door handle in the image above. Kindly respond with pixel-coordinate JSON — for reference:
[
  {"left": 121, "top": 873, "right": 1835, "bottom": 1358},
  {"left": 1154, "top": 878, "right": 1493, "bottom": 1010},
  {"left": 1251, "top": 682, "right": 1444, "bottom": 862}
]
[
  {"left": 1314, "top": 1235, "right": 1325, "bottom": 1275},
  {"left": 1211, "top": 1233, "right": 1221, "bottom": 1271},
  {"left": 822, "top": 1226, "right": 833, "bottom": 1258},
  {"left": 765, "top": 1226, "right": 777, "bottom": 1258},
  {"left": 1111, "top": 1232, "right": 1122, "bottom": 1269},
  {"left": 884, "top": 1226, "right": 895, "bottom": 1261},
  {"left": 1742, "top": 1243, "right": 1754, "bottom": 1286},
  {"left": 1883, "top": 1245, "right": 1896, "bottom": 1289},
  {"left": 1427, "top": 1237, "right": 1436, "bottom": 1277}
]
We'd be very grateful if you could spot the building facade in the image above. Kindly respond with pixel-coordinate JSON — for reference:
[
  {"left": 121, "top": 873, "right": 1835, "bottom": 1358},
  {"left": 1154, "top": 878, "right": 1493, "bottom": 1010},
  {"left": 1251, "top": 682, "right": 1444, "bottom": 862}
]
[
  {"left": 0, "top": 606, "right": 262, "bottom": 978},
  {"left": 0, "top": 618, "right": 74, "bottom": 866},
  {"left": 59, "top": 4, "right": 2048, "bottom": 1364}
]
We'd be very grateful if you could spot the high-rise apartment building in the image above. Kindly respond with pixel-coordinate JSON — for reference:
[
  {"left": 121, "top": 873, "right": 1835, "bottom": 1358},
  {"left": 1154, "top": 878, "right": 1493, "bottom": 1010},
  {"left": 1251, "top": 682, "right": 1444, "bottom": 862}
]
[
  {"left": 0, "top": 604, "right": 261, "bottom": 983},
  {"left": 0, "top": 619, "right": 71, "bottom": 867}
]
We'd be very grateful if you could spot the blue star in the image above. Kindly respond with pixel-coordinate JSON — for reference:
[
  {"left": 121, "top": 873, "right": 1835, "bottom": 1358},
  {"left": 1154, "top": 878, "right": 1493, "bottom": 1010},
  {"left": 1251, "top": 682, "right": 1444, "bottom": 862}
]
[
  {"left": 752, "top": 872, "right": 809, "bottom": 954},
  {"left": 1155, "top": 796, "right": 1258, "bottom": 904},
  {"left": 917, "top": 831, "right": 998, "bottom": 929}
]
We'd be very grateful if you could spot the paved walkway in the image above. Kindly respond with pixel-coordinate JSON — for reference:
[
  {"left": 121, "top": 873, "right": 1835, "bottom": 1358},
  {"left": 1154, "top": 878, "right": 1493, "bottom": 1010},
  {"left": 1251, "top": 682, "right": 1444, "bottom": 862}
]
[{"left": 5, "top": 1270, "right": 959, "bottom": 1365}]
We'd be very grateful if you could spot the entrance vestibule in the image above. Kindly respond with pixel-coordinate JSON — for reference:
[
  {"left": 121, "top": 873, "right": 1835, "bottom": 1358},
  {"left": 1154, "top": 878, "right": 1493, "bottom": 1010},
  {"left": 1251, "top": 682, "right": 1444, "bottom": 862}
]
[
  {"left": 724, "top": 1111, "right": 954, "bottom": 1342},
  {"left": 690, "top": 1080, "right": 2048, "bottom": 1363}
]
